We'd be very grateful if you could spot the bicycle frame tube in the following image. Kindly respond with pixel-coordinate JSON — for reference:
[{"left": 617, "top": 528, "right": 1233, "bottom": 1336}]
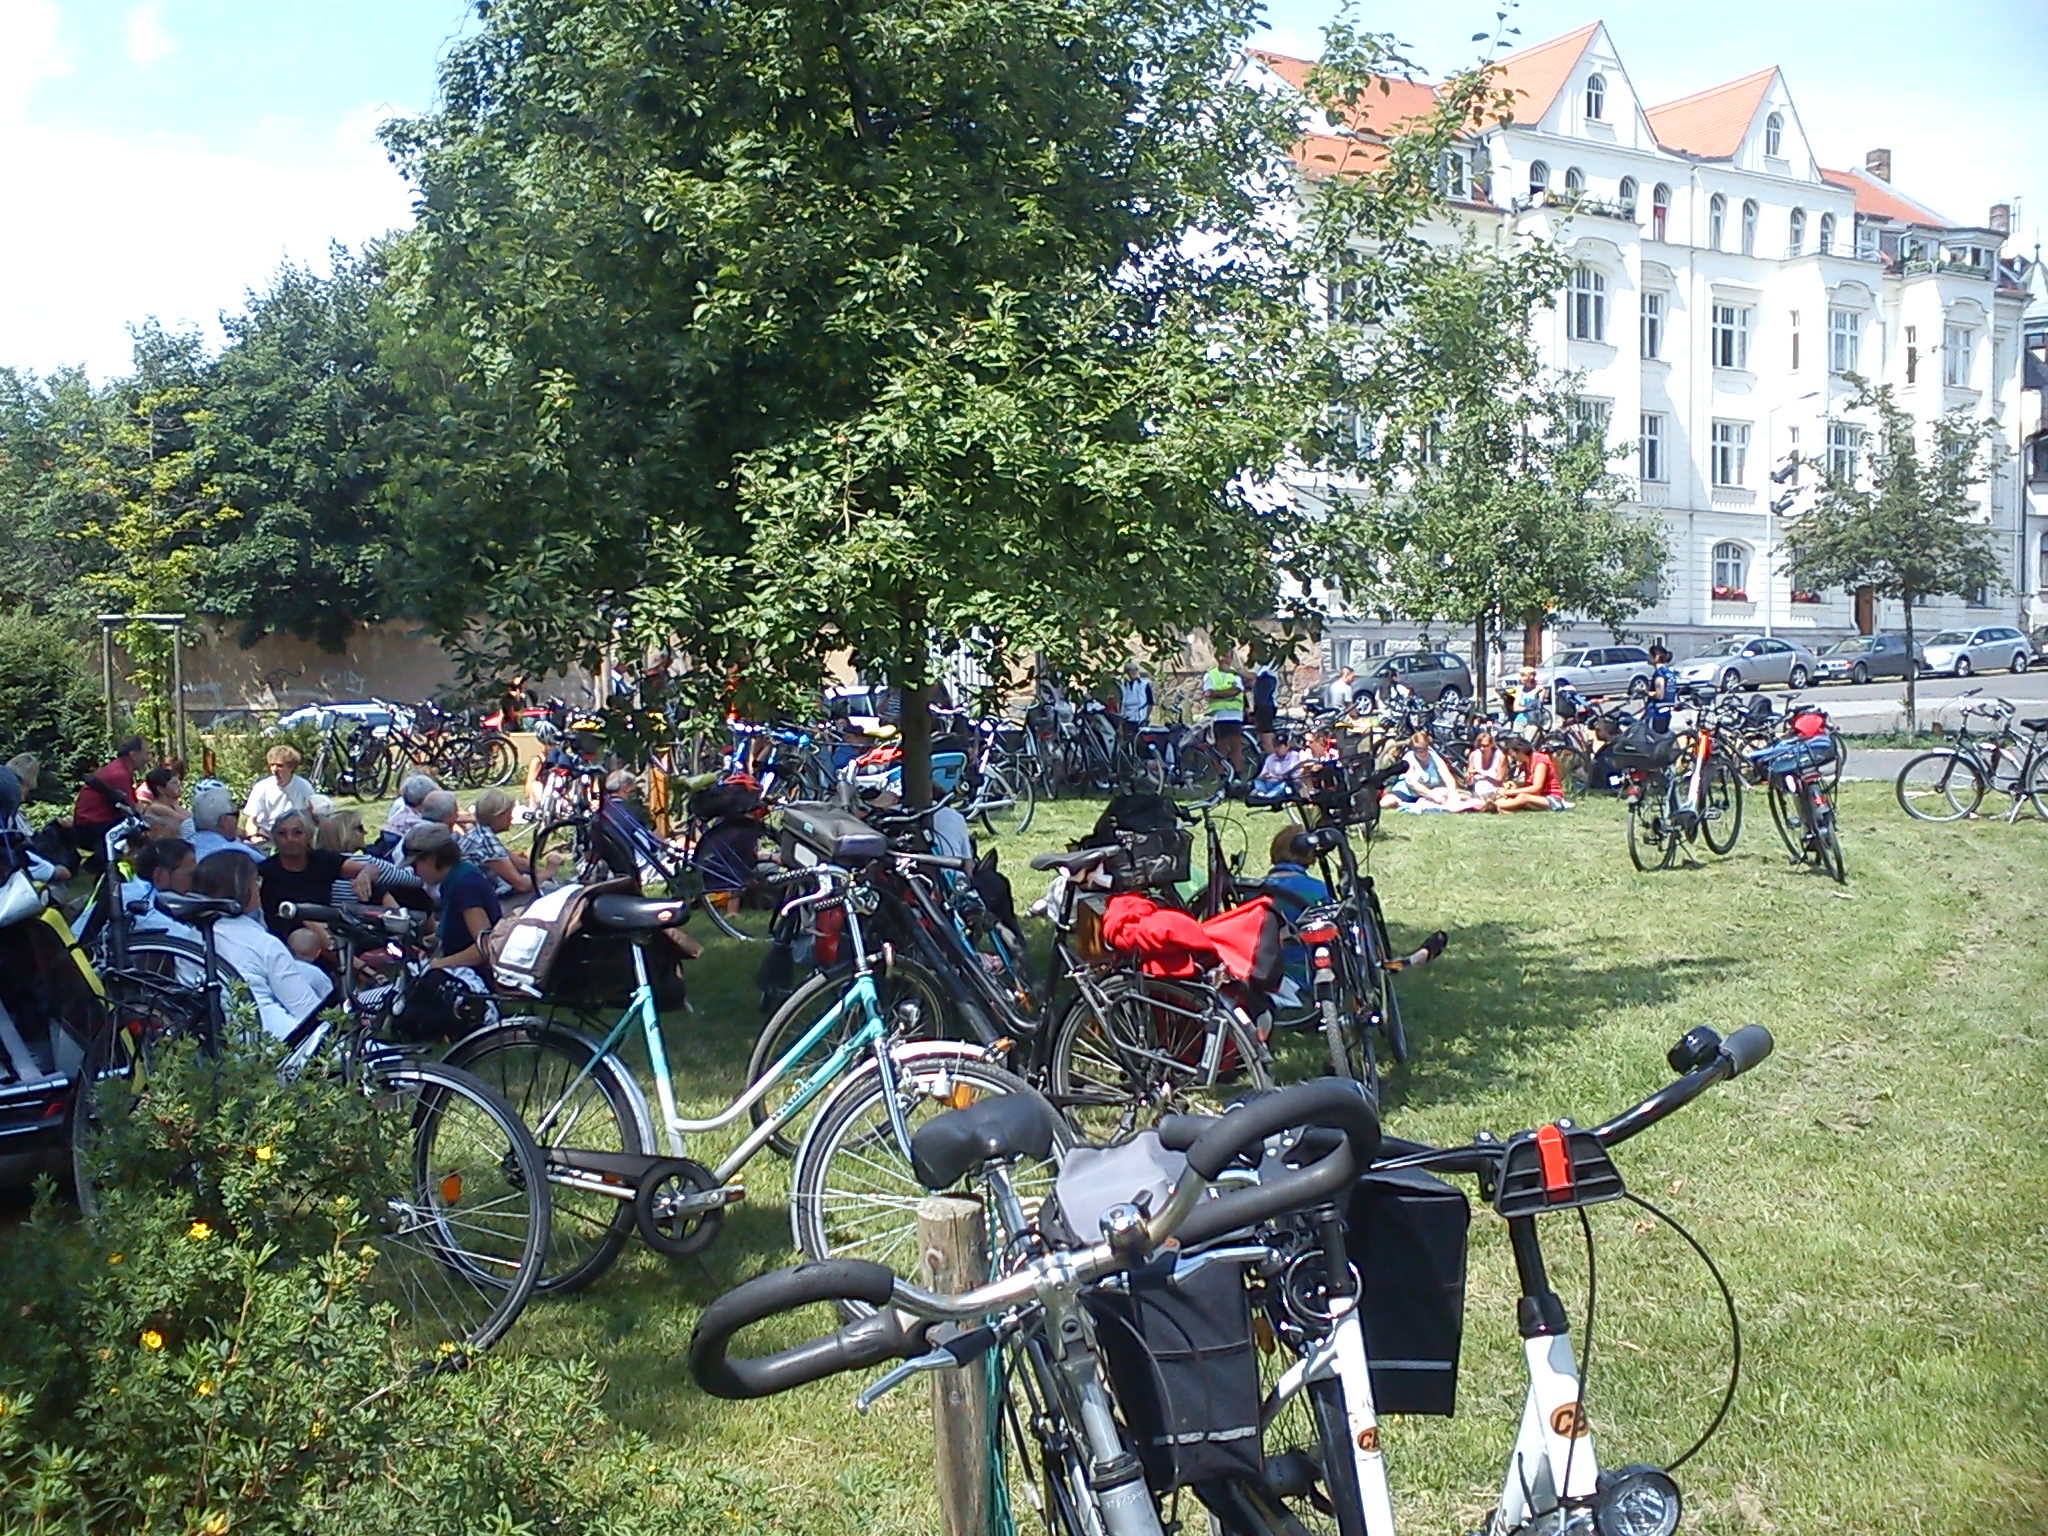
[
  {"left": 1267, "top": 1302, "right": 1397, "bottom": 1536},
  {"left": 1490, "top": 1217, "right": 1599, "bottom": 1533},
  {"left": 704, "top": 978, "right": 891, "bottom": 1184}
]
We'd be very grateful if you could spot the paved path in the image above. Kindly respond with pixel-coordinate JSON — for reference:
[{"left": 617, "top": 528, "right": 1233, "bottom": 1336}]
[{"left": 1839, "top": 747, "right": 1915, "bottom": 783}]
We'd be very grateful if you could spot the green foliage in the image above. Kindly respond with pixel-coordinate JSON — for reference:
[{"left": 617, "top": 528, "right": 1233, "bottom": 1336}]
[
  {"left": 1783, "top": 382, "right": 2002, "bottom": 727},
  {"left": 0, "top": 366, "right": 105, "bottom": 615},
  {"left": 197, "top": 718, "right": 320, "bottom": 798},
  {"left": 0, "top": 1036, "right": 670, "bottom": 1536},
  {"left": 0, "top": 606, "right": 106, "bottom": 785}
]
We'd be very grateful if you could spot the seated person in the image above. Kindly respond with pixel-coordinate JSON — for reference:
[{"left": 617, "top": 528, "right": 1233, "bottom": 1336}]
[
  {"left": 1465, "top": 727, "right": 1510, "bottom": 804},
  {"left": 1250, "top": 737, "right": 1309, "bottom": 801},
  {"left": 257, "top": 808, "right": 384, "bottom": 956},
  {"left": 380, "top": 774, "right": 442, "bottom": 850},
  {"left": 316, "top": 808, "right": 427, "bottom": 912},
  {"left": 1388, "top": 730, "right": 1481, "bottom": 812},
  {"left": 193, "top": 849, "right": 336, "bottom": 1040},
  {"left": 243, "top": 745, "right": 314, "bottom": 844},
  {"left": 400, "top": 823, "right": 502, "bottom": 980},
  {"left": 1263, "top": 826, "right": 1330, "bottom": 911},
  {"left": 1493, "top": 736, "right": 1569, "bottom": 812},
  {"left": 189, "top": 785, "right": 263, "bottom": 863},
  {"left": 460, "top": 788, "right": 534, "bottom": 898}
]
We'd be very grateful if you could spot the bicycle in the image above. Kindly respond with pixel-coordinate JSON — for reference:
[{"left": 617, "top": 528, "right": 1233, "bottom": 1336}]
[
  {"left": 1622, "top": 696, "right": 1744, "bottom": 872},
  {"left": 1747, "top": 730, "right": 1847, "bottom": 883},
  {"left": 1893, "top": 694, "right": 2048, "bottom": 823}
]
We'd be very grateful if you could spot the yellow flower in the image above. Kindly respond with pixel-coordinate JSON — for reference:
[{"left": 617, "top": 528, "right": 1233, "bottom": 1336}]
[
  {"left": 254, "top": 1145, "right": 275, "bottom": 1162},
  {"left": 188, "top": 1221, "right": 213, "bottom": 1242},
  {"left": 140, "top": 1329, "right": 165, "bottom": 1352},
  {"left": 309, "top": 1419, "right": 326, "bottom": 1440},
  {"left": 201, "top": 1513, "right": 229, "bottom": 1536},
  {"left": 196, "top": 1379, "right": 216, "bottom": 1397},
  {"left": 437, "top": 1341, "right": 458, "bottom": 1356},
  {"left": 107, "top": 1252, "right": 124, "bottom": 1265}
]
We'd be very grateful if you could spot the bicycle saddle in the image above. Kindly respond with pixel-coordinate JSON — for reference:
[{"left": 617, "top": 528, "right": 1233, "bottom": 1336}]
[
  {"left": 584, "top": 891, "right": 692, "bottom": 932},
  {"left": 910, "top": 1091, "right": 1064, "bottom": 1190},
  {"left": 153, "top": 892, "right": 246, "bottom": 926},
  {"left": 1029, "top": 845, "right": 1118, "bottom": 873},
  {"left": 2021, "top": 717, "right": 2048, "bottom": 732}
]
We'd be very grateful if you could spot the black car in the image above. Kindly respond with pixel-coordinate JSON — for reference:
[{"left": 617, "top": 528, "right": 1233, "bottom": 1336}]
[{"left": 1812, "top": 633, "right": 1919, "bottom": 685}]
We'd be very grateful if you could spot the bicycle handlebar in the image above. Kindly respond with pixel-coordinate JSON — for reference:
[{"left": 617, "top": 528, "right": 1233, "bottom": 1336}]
[
  {"left": 894, "top": 849, "right": 975, "bottom": 874},
  {"left": 689, "top": 1261, "right": 921, "bottom": 1401}
]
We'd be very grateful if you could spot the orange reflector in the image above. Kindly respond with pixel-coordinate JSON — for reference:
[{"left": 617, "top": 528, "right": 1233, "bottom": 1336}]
[
  {"left": 949, "top": 1083, "right": 980, "bottom": 1110},
  {"left": 440, "top": 1173, "right": 465, "bottom": 1205},
  {"left": 1299, "top": 925, "right": 1339, "bottom": 946}
]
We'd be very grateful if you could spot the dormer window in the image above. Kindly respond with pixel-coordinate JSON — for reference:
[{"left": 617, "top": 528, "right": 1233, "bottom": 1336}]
[
  {"left": 1528, "top": 160, "right": 1550, "bottom": 199},
  {"left": 1765, "top": 112, "right": 1784, "bottom": 158},
  {"left": 1585, "top": 74, "right": 1607, "bottom": 121}
]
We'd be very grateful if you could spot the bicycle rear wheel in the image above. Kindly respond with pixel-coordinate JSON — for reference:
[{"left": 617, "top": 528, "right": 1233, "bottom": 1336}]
[
  {"left": 366, "top": 1060, "right": 549, "bottom": 1357},
  {"left": 1699, "top": 758, "right": 1744, "bottom": 856},
  {"left": 1042, "top": 978, "right": 1272, "bottom": 1143},
  {"left": 1625, "top": 781, "right": 1676, "bottom": 872},
  {"left": 1807, "top": 780, "right": 1847, "bottom": 884},
  {"left": 1766, "top": 773, "right": 1809, "bottom": 863},
  {"left": 483, "top": 733, "right": 520, "bottom": 787},
  {"left": 1894, "top": 751, "right": 1984, "bottom": 821}
]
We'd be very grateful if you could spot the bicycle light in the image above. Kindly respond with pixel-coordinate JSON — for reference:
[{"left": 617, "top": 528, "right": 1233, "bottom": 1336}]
[{"left": 1593, "top": 1465, "right": 1682, "bottom": 1536}]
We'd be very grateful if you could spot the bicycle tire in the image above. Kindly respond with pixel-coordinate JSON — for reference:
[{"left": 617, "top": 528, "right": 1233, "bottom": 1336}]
[
  {"left": 1361, "top": 896, "right": 1409, "bottom": 1068},
  {"left": 1766, "top": 773, "right": 1808, "bottom": 863},
  {"left": 1808, "top": 780, "right": 1847, "bottom": 884},
  {"left": 440, "top": 1018, "right": 650, "bottom": 1295},
  {"left": 1626, "top": 783, "right": 1675, "bottom": 872},
  {"left": 788, "top": 1051, "right": 1072, "bottom": 1317},
  {"left": 1040, "top": 978, "right": 1272, "bottom": 1143},
  {"left": 1209, "top": 1369, "right": 1370, "bottom": 1536},
  {"left": 366, "top": 1060, "right": 549, "bottom": 1357},
  {"left": 357, "top": 740, "right": 395, "bottom": 804},
  {"left": 975, "top": 765, "right": 1036, "bottom": 838},
  {"left": 1894, "top": 751, "right": 1984, "bottom": 821},
  {"left": 531, "top": 817, "right": 606, "bottom": 889},
  {"left": 2023, "top": 752, "right": 2048, "bottom": 820},
  {"left": 484, "top": 734, "right": 521, "bottom": 787},
  {"left": 1699, "top": 757, "right": 1744, "bottom": 856},
  {"left": 743, "top": 960, "right": 956, "bottom": 1158}
]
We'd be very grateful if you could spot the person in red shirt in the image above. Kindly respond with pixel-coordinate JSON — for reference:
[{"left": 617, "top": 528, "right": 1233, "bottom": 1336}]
[
  {"left": 1492, "top": 735, "right": 1568, "bottom": 812},
  {"left": 68, "top": 734, "right": 150, "bottom": 869}
]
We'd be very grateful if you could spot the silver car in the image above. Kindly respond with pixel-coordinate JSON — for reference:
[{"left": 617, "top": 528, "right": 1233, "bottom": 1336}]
[
  {"left": 1919, "top": 625, "right": 2032, "bottom": 678},
  {"left": 1673, "top": 634, "right": 1821, "bottom": 692},
  {"left": 1812, "top": 634, "right": 1918, "bottom": 686},
  {"left": 1537, "top": 644, "right": 1653, "bottom": 699}
]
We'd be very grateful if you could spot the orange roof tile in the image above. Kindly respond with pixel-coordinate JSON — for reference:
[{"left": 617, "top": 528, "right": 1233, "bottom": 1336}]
[
  {"left": 1290, "top": 133, "right": 1392, "bottom": 180},
  {"left": 1644, "top": 67, "right": 1776, "bottom": 159},
  {"left": 1249, "top": 49, "right": 1439, "bottom": 136},
  {"left": 1818, "top": 167, "right": 1956, "bottom": 230},
  {"left": 1486, "top": 22, "right": 1600, "bottom": 126}
]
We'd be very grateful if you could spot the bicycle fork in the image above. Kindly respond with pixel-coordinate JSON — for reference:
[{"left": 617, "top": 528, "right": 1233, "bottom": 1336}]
[{"left": 1491, "top": 1218, "right": 1600, "bottom": 1535}]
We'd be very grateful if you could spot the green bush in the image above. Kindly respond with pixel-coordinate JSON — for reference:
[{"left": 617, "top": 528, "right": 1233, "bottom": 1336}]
[
  {"left": 0, "top": 606, "right": 105, "bottom": 790},
  {"left": 198, "top": 718, "right": 320, "bottom": 798},
  {"left": 0, "top": 1037, "right": 672, "bottom": 1536}
]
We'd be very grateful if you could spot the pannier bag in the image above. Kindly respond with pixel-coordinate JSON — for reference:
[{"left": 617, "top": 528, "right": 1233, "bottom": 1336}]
[
  {"left": 1608, "top": 717, "right": 1679, "bottom": 771},
  {"left": 379, "top": 966, "right": 495, "bottom": 1042},
  {"left": 1084, "top": 792, "right": 1193, "bottom": 892},
  {"left": 1347, "top": 1163, "right": 1470, "bottom": 1416},
  {"left": 482, "top": 880, "right": 620, "bottom": 998},
  {"left": 1086, "top": 1257, "right": 1264, "bottom": 1489}
]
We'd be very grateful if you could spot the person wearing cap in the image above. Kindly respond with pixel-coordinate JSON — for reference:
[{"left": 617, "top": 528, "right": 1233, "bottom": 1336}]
[
  {"left": 243, "top": 745, "right": 314, "bottom": 843},
  {"left": 402, "top": 823, "right": 501, "bottom": 976},
  {"left": 193, "top": 849, "right": 335, "bottom": 1039},
  {"left": 189, "top": 785, "right": 263, "bottom": 863}
]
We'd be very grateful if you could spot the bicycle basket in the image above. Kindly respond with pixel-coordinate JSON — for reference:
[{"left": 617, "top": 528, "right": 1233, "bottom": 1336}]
[
  {"left": 1347, "top": 1165, "right": 1470, "bottom": 1416},
  {"left": 1107, "top": 827, "right": 1192, "bottom": 893},
  {"left": 1086, "top": 1257, "right": 1263, "bottom": 1489}
]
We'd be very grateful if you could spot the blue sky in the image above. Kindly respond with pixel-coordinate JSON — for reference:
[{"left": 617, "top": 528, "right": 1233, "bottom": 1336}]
[{"left": 1, "top": 0, "right": 2041, "bottom": 380}]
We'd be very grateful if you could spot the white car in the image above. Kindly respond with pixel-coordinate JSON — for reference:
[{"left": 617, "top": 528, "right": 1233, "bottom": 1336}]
[
  {"left": 1536, "top": 644, "right": 1653, "bottom": 700},
  {"left": 1918, "top": 625, "right": 2032, "bottom": 678},
  {"left": 1673, "top": 635, "right": 1821, "bottom": 692},
  {"left": 275, "top": 701, "right": 400, "bottom": 731}
]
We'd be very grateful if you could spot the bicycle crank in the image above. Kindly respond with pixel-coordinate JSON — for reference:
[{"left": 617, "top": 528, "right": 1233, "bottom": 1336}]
[{"left": 632, "top": 1157, "right": 743, "bottom": 1258}]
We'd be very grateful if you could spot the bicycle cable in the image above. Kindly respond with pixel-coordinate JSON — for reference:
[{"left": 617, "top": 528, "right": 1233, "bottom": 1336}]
[
  {"left": 1558, "top": 1204, "right": 1598, "bottom": 1505},
  {"left": 1621, "top": 1191, "right": 1742, "bottom": 1473}
]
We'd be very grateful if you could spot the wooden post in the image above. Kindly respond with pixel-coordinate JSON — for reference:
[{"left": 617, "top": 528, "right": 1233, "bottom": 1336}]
[{"left": 920, "top": 1195, "right": 991, "bottom": 1536}]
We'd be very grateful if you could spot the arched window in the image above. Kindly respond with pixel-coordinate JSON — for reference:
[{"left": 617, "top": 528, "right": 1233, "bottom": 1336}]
[
  {"left": 1566, "top": 264, "right": 1607, "bottom": 342},
  {"left": 1818, "top": 212, "right": 1836, "bottom": 255},
  {"left": 1651, "top": 183, "right": 1672, "bottom": 241},
  {"left": 1788, "top": 207, "right": 1806, "bottom": 256},
  {"left": 1741, "top": 199, "right": 1758, "bottom": 255},
  {"left": 1528, "top": 160, "right": 1550, "bottom": 199},
  {"left": 1618, "top": 177, "right": 1639, "bottom": 218},
  {"left": 1765, "top": 112, "right": 1784, "bottom": 158},
  {"left": 1713, "top": 542, "right": 1750, "bottom": 599},
  {"left": 1564, "top": 166, "right": 1585, "bottom": 198},
  {"left": 1585, "top": 74, "right": 1607, "bottom": 121},
  {"left": 1709, "top": 193, "right": 1727, "bottom": 250}
]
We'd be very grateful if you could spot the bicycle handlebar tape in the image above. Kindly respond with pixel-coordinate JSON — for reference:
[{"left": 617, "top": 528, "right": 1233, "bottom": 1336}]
[
  {"left": 688, "top": 1260, "right": 915, "bottom": 1400},
  {"left": 1719, "top": 1024, "right": 1774, "bottom": 1077}
]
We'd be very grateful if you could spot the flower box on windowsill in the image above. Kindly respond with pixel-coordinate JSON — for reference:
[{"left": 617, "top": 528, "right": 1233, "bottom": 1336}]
[
  {"left": 1790, "top": 591, "right": 1824, "bottom": 605},
  {"left": 1711, "top": 587, "right": 1749, "bottom": 603}
]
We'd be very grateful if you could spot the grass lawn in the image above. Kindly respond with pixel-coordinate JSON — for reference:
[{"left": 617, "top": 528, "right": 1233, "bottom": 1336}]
[{"left": 408, "top": 785, "right": 2047, "bottom": 1535}]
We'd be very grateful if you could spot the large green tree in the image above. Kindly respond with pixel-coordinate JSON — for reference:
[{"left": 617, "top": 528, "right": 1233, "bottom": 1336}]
[
  {"left": 1783, "top": 383, "right": 2003, "bottom": 729},
  {"left": 0, "top": 366, "right": 108, "bottom": 615}
]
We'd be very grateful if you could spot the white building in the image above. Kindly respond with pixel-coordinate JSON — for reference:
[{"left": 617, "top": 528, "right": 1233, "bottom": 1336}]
[{"left": 1250, "top": 23, "right": 2034, "bottom": 667}]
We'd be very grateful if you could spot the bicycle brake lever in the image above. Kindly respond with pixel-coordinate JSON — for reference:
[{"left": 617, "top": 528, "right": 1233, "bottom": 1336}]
[{"left": 854, "top": 1324, "right": 1004, "bottom": 1414}]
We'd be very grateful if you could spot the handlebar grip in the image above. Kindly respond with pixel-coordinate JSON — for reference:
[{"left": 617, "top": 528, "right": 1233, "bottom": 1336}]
[
  {"left": 898, "top": 851, "right": 975, "bottom": 873},
  {"left": 1175, "top": 1138, "right": 1363, "bottom": 1250},
  {"left": 760, "top": 865, "right": 818, "bottom": 889},
  {"left": 276, "top": 902, "right": 341, "bottom": 924},
  {"left": 1180, "top": 1078, "right": 1378, "bottom": 1182},
  {"left": 1719, "top": 1024, "right": 1774, "bottom": 1077},
  {"left": 687, "top": 1260, "right": 918, "bottom": 1401}
]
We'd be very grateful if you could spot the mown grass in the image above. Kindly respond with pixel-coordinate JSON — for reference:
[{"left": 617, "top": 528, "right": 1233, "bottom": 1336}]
[{"left": 408, "top": 787, "right": 2048, "bottom": 1534}]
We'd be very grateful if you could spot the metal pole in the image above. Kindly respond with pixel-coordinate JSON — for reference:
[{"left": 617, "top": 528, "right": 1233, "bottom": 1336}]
[
  {"left": 100, "top": 619, "right": 118, "bottom": 745},
  {"left": 168, "top": 623, "right": 188, "bottom": 767}
]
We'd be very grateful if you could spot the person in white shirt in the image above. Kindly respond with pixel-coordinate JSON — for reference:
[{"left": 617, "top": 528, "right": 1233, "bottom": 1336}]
[
  {"left": 1327, "top": 667, "right": 1358, "bottom": 713},
  {"left": 192, "top": 849, "right": 333, "bottom": 1040},
  {"left": 189, "top": 785, "right": 263, "bottom": 864},
  {"left": 1117, "top": 661, "right": 1155, "bottom": 732},
  {"left": 242, "top": 746, "right": 315, "bottom": 843}
]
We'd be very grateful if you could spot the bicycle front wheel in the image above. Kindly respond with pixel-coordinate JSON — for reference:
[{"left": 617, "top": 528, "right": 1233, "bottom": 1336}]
[
  {"left": 1766, "top": 773, "right": 1809, "bottom": 863},
  {"left": 1626, "top": 783, "right": 1676, "bottom": 872},
  {"left": 1894, "top": 751, "right": 1984, "bottom": 822},
  {"left": 1807, "top": 780, "right": 1847, "bottom": 884},
  {"left": 366, "top": 1061, "right": 550, "bottom": 1358},
  {"left": 1700, "top": 758, "right": 1744, "bottom": 856},
  {"left": 976, "top": 765, "right": 1035, "bottom": 838},
  {"left": 441, "top": 1018, "right": 650, "bottom": 1295}
]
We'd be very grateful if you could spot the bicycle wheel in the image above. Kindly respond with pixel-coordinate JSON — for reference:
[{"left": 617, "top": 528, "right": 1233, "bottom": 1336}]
[
  {"left": 1766, "top": 773, "right": 1810, "bottom": 863},
  {"left": 1807, "top": 780, "right": 1847, "bottom": 884},
  {"left": 976, "top": 765, "right": 1035, "bottom": 838},
  {"left": 1625, "top": 781, "right": 1676, "bottom": 872},
  {"left": 1042, "top": 978, "right": 1272, "bottom": 1143},
  {"left": 1894, "top": 751, "right": 1985, "bottom": 822},
  {"left": 1210, "top": 1359, "right": 1369, "bottom": 1536},
  {"left": 356, "top": 740, "right": 395, "bottom": 804},
  {"left": 441, "top": 1018, "right": 650, "bottom": 1295},
  {"left": 365, "top": 1060, "right": 549, "bottom": 1357},
  {"left": 2023, "top": 752, "right": 2048, "bottom": 820},
  {"left": 744, "top": 960, "right": 956, "bottom": 1157},
  {"left": 1699, "top": 758, "right": 1744, "bottom": 856},
  {"left": 484, "top": 734, "right": 521, "bottom": 788},
  {"left": 1550, "top": 742, "right": 1592, "bottom": 796},
  {"left": 531, "top": 817, "right": 607, "bottom": 889},
  {"left": 788, "top": 1051, "right": 1072, "bottom": 1311}
]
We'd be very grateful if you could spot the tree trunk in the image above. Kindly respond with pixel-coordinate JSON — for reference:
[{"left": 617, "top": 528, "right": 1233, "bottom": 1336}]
[
  {"left": 1854, "top": 585, "right": 1875, "bottom": 636},
  {"left": 1521, "top": 613, "right": 1545, "bottom": 668},
  {"left": 1900, "top": 596, "right": 1919, "bottom": 734},
  {"left": 899, "top": 683, "right": 935, "bottom": 808},
  {"left": 1471, "top": 615, "right": 1490, "bottom": 711}
]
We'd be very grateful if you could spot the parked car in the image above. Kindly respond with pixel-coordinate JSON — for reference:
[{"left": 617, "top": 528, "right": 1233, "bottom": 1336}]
[
  {"left": 275, "top": 700, "right": 398, "bottom": 731},
  {"left": 1918, "top": 625, "right": 2032, "bottom": 678},
  {"left": 1363, "top": 650, "right": 1473, "bottom": 705},
  {"left": 2033, "top": 624, "right": 2048, "bottom": 664},
  {"left": 1672, "top": 634, "right": 1821, "bottom": 692},
  {"left": 1536, "top": 644, "right": 1653, "bottom": 699},
  {"left": 1812, "top": 633, "right": 1920, "bottom": 686}
]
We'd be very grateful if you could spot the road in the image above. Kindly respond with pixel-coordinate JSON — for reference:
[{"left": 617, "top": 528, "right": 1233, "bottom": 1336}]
[{"left": 1720, "top": 666, "right": 2048, "bottom": 735}]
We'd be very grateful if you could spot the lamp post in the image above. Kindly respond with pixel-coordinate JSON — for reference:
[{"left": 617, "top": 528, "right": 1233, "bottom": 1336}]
[{"left": 1762, "top": 390, "right": 1822, "bottom": 637}]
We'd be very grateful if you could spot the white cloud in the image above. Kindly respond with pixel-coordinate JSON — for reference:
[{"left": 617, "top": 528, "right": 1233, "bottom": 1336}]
[
  {"left": 0, "top": 0, "right": 70, "bottom": 121},
  {"left": 125, "top": 0, "right": 177, "bottom": 70}
]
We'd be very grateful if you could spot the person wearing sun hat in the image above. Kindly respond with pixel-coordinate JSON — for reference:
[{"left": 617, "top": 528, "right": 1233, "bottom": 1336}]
[{"left": 400, "top": 823, "right": 501, "bottom": 976}]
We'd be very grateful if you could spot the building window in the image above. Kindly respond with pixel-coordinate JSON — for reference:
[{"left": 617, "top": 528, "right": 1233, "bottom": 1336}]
[
  {"left": 1709, "top": 194, "right": 1726, "bottom": 249},
  {"left": 1436, "top": 149, "right": 1471, "bottom": 200},
  {"left": 1765, "top": 112, "right": 1784, "bottom": 158},
  {"left": 1651, "top": 183, "right": 1671, "bottom": 241},
  {"left": 1640, "top": 291, "right": 1664, "bottom": 360},
  {"left": 1563, "top": 166, "right": 1585, "bottom": 199},
  {"left": 1711, "top": 422, "right": 1752, "bottom": 487},
  {"left": 1528, "top": 160, "right": 1549, "bottom": 198},
  {"left": 1856, "top": 221, "right": 1880, "bottom": 261},
  {"left": 1827, "top": 422, "right": 1862, "bottom": 483},
  {"left": 1905, "top": 325, "right": 1918, "bottom": 384},
  {"left": 1567, "top": 398, "right": 1612, "bottom": 444},
  {"left": 1828, "top": 307, "right": 1863, "bottom": 374},
  {"left": 1818, "top": 212, "right": 1835, "bottom": 254},
  {"left": 1740, "top": 199, "right": 1758, "bottom": 256},
  {"left": 1711, "top": 303, "right": 1753, "bottom": 370},
  {"left": 1618, "top": 177, "right": 1638, "bottom": 218},
  {"left": 1944, "top": 323, "right": 1975, "bottom": 387},
  {"left": 1585, "top": 74, "right": 1607, "bottom": 120},
  {"left": 1567, "top": 265, "right": 1608, "bottom": 342},
  {"left": 1788, "top": 208, "right": 1806, "bottom": 256},
  {"left": 1639, "top": 413, "right": 1666, "bottom": 482},
  {"left": 1790, "top": 310, "right": 1801, "bottom": 371},
  {"left": 1967, "top": 585, "right": 1991, "bottom": 609},
  {"left": 2038, "top": 532, "right": 2048, "bottom": 595},
  {"left": 1712, "top": 541, "right": 1750, "bottom": 598}
]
